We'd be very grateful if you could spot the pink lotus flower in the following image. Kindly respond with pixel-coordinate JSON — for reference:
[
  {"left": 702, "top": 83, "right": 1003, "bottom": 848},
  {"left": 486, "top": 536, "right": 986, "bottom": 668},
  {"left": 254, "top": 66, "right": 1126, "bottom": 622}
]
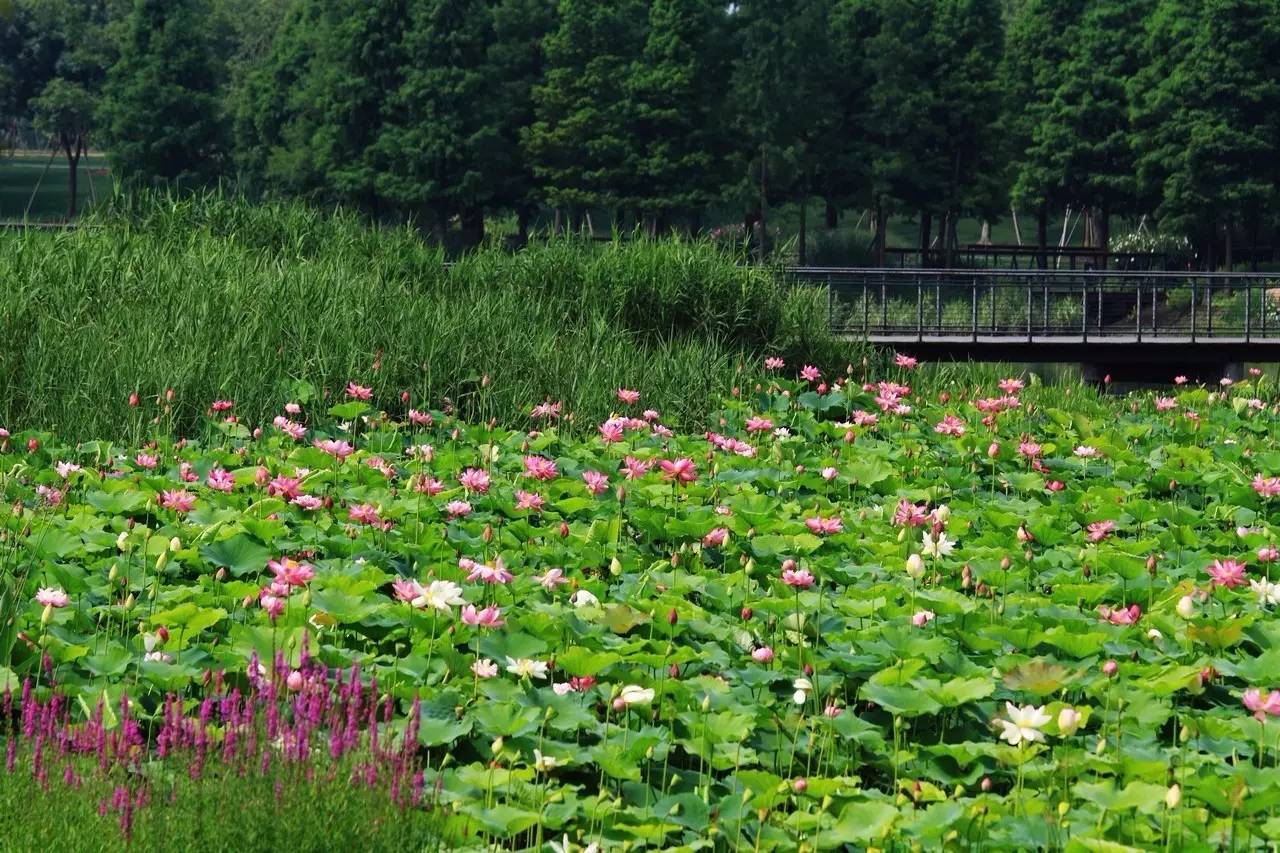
[
  {"left": 444, "top": 500, "right": 472, "bottom": 518},
  {"left": 702, "top": 527, "right": 729, "bottom": 548},
  {"left": 751, "top": 646, "right": 775, "bottom": 663},
  {"left": 259, "top": 589, "right": 285, "bottom": 621},
  {"left": 1073, "top": 445, "right": 1099, "bottom": 458},
  {"left": 764, "top": 356, "right": 785, "bottom": 370},
  {"left": 272, "top": 416, "right": 306, "bottom": 440},
  {"left": 1045, "top": 480, "right": 1065, "bottom": 492},
  {"left": 514, "top": 490, "right": 544, "bottom": 512},
  {"left": 782, "top": 567, "right": 815, "bottom": 588},
  {"left": 595, "top": 418, "right": 624, "bottom": 444},
  {"left": 523, "top": 456, "right": 558, "bottom": 481},
  {"left": 621, "top": 456, "right": 652, "bottom": 480},
  {"left": 1207, "top": 558, "right": 1248, "bottom": 588},
  {"left": 36, "top": 485, "right": 63, "bottom": 507},
  {"left": 54, "top": 461, "right": 81, "bottom": 479},
  {"left": 414, "top": 476, "right": 444, "bottom": 496},
  {"left": 314, "top": 439, "right": 354, "bottom": 461},
  {"left": 1018, "top": 440, "right": 1042, "bottom": 459},
  {"left": 1085, "top": 520, "right": 1116, "bottom": 542},
  {"left": 210, "top": 399, "right": 234, "bottom": 412},
  {"left": 895, "top": 353, "right": 918, "bottom": 369},
  {"left": 531, "top": 401, "right": 562, "bottom": 420},
  {"left": 804, "top": 516, "right": 843, "bottom": 535},
  {"left": 617, "top": 388, "right": 640, "bottom": 405},
  {"left": 998, "top": 378, "right": 1024, "bottom": 394},
  {"left": 1155, "top": 396, "right": 1177, "bottom": 412},
  {"left": 659, "top": 458, "right": 697, "bottom": 486},
  {"left": 408, "top": 409, "right": 433, "bottom": 426},
  {"left": 912, "top": 609, "right": 935, "bottom": 627},
  {"left": 472, "top": 658, "right": 499, "bottom": 678},
  {"left": 345, "top": 382, "right": 373, "bottom": 401},
  {"left": 800, "top": 365, "right": 821, "bottom": 383},
  {"left": 851, "top": 410, "right": 878, "bottom": 427},
  {"left": 466, "top": 557, "right": 514, "bottom": 584},
  {"left": 1258, "top": 546, "right": 1279, "bottom": 563},
  {"left": 1244, "top": 688, "right": 1280, "bottom": 721},
  {"left": 745, "top": 416, "right": 774, "bottom": 433},
  {"left": 934, "top": 415, "right": 966, "bottom": 436},
  {"left": 35, "top": 587, "right": 69, "bottom": 608},
  {"left": 267, "top": 475, "right": 302, "bottom": 500},
  {"left": 1252, "top": 475, "right": 1280, "bottom": 498},
  {"left": 348, "top": 503, "right": 385, "bottom": 527},
  {"left": 460, "top": 604, "right": 505, "bottom": 628},
  {"left": 893, "top": 500, "right": 930, "bottom": 527},
  {"left": 206, "top": 468, "right": 235, "bottom": 493},
  {"left": 459, "top": 468, "right": 490, "bottom": 494},
  {"left": 534, "top": 568, "right": 569, "bottom": 589},
  {"left": 582, "top": 470, "right": 609, "bottom": 495},
  {"left": 392, "top": 578, "right": 427, "bottom": 604},
  {"left": 135, "top": 453, "right": 158, "bottom": 470},
  {"left": 291, "top": 494, "right": 323, "bottom": 511},
  {"left": 1098, "top": 603, "right": 1141, "bottom": 626},
  {"left": 1174, "top": 375, "right": 1188, "bottom": 385},
  {"left": 269, "top": 557, "right": 315, "bottom": 587},
  {"left": 159, "top": 490, "right": 196, "bottom": 513}
]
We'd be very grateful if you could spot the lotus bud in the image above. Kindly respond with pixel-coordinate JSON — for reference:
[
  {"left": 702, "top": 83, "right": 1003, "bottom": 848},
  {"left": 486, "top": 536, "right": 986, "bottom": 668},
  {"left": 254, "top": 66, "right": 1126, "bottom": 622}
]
[
  {"left": 701, "top": 694, "right": 711, "bottom": 712},
  {"left": 1057, "top": 707, "right": 1081, "bottom": 736},
  {"left": 1082, "top": 564, "right": 1091, "bottom": 579},
  {"left": 1000, "top": 556, "right": 1011, "bottom": 571},
  {"left": 215, "top": 567, "right": 227, "bottom": 582},
  {"left": 1102, "top": 659, "right": 1118, "bottom": 677},
  {"left": 609, "top": 557, "right": 622, "bottom": 576},
  {"left": 897, "top": 528, "right": 907, "bottom": 543},
  {"left": 482, "top": 524, "right": 493, "bottom": 543},
  {"left": 108, "top": 564, "right": 118, "bottom": 582},
  {"left": 117, "top": 531, "right": 130, "bottom": 551},
  {"left": 981, "top": 776, "right": 992, "bottom": 792},
  {"left": 1165, "top": 784, "right": 1181, "bottom": 809},
  {"left": 40, "top": 604, "right": 53, "bottom": 625},
  {"left": 668, "top": 662, "right": 680, "bottom": 678},
  {"left": 961, "top": 564, "right": 972, "bottom": 589},
  {"left": 803, "top": 663, "right": 813, "bottom": 677},
  {"left": 1057, "top": 801, "right": 1069, "bottom": 818},
  {"left": 987, "top": 442, "right": 1000, "bottom": 458},
  {"left": 793, "top": 777, "right": 808, "bottom": 794},
  {"left": 155, "top": 550, "right": 169, "bottom": 572},
  {"left": 935, "top": 505, "right": 950, "bottom": 523},
  {"left": 169, "top": 536, "right": 181, "bottom": 552},
  {"left": 905, "top": 554, "right": 925, "bottom": 579},
  {"left": 128, "top": 392, "right": 140, "bottom": 407},
  {"left": 559, "top": 522, "right": 569, "bottom": 538},
  {"left": 740, "top": 607, "right": 753, "bottom": 621},
  {"left": 1146, "top": 554, "right": 1158, "bottom": 577},
  {"left": 123, "top": 593, "right": 135, "bottom": 610}
]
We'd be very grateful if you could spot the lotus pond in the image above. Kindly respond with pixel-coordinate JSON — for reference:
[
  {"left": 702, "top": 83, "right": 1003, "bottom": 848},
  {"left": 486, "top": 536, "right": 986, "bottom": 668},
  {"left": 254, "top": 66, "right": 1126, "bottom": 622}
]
[{"left": 3, "top": 366, "right": 1280, "bottom": 850}]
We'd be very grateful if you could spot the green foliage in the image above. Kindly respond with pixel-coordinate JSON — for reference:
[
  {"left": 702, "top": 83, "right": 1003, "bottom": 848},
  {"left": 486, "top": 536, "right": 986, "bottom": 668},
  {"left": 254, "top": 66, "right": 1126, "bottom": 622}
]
[
  {"left": 99, "top": 0, "right": 228, "bottom": 187},
  {"left": 0, "top": 195, "right": 847, "bottom": 440}
]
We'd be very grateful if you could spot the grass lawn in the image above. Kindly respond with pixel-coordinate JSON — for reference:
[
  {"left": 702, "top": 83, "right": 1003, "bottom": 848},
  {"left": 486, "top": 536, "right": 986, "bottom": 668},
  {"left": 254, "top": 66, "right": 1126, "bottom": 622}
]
[{"left": 0, "top": 150, "right": 114, "bottom": 221}]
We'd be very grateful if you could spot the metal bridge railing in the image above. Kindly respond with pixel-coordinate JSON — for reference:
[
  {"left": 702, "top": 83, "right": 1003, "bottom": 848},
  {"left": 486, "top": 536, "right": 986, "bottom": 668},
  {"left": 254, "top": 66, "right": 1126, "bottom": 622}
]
[{"left": 786, "top": 268, "right": 1280, "bottom": 343}]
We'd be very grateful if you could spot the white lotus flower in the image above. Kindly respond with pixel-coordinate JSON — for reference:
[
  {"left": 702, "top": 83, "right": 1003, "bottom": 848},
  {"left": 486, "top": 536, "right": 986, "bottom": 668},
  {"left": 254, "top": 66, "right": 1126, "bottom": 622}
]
[
  {"left": 618, "top": 684, "right": 655, "bottom": 706},
  {"left": 921, "top": 530, "right": 956, "bottom": 559},
  {"left": 1252, "top": 578, "right": 1280, "bottom": 607},
  {"left": 532, "top": 748, "right": 558, "bottom": 772},
  {"left": 416, "top": 580, "right": 465, "bottom": 613},
  {"left": 997, "top": 702, "right": 1051, "bottom": 746},
  {"left": 505, "top": 657, "right": 549, "bottom": 679},
  {"left": 571, "top": 589, "right": 600, "bottom": 608},
  {"left": 792, "top": 677, "right": 813, "bottom": 705}
]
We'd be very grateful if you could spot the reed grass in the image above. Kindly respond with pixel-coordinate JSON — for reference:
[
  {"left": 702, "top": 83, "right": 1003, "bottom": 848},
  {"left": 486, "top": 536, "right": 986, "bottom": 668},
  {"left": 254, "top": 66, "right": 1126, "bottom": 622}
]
[{"left": 0, "top": 194, "right": 856, "bottom": 439}]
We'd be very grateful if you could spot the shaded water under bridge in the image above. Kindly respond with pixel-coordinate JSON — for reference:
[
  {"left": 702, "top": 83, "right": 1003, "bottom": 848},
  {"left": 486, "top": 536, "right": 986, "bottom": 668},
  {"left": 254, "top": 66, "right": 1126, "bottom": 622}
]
[{"left": 787, "top": 268, "right": 1280, "bottom": 382}]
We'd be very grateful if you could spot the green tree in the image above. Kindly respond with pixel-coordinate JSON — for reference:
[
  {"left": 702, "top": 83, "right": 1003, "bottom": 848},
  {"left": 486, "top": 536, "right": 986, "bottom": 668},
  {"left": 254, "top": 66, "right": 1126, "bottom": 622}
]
[
  {"left": 1132, "top": 0, "right": 1280, "bottom": 266},
  {"left": 377, "top": 0, "right": 499, "bottom": 243},
  {"left": 487, "top": 0, "right": 557, "bottom": 239},
  {"left": 628, "top": 0, "right": 730, "bottom": 231},
  {"left": 525, "top": 0, "right": 647, "bottom": 227},
  {"left": 1002, "top": 0, "right": 1083, "bottom": 264},
  {"left": 99, "top": 0, "right": 228, "bottom": 186}
]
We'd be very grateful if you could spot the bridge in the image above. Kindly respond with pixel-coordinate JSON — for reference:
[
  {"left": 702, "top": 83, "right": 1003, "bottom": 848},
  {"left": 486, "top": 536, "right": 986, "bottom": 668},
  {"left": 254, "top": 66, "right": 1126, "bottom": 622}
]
[{"left": 787, "top": 267, "right": 1280, "bottom": 381}]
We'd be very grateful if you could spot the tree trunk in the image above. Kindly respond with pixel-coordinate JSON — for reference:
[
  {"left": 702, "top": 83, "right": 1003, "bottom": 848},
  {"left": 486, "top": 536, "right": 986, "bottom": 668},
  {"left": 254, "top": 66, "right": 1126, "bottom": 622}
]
[
  {"left": 1224, "top": 217, "right": 1233, "bottom": 271},
  {"left": 874, "top": 197, "right": 886, "bottom": 267},
  {"left": 824, "top": 197, "right": 838, "bottom": 230},
  {"left": 943, "top": 211, "right": 956, "bottom": 268},
  {"left": 1011, "top": 208, "right": 1023, "bottom": 246},
  {"left": 460, "top": 207, "right": 485, "bottom": 248},
  {"left": 63, "top": 134, "right": 81, "bottom": 220},
  {"left": 758, "top": 143, "right": 769, "bottom": 263},
  {"left": 517, "top": 208, "right": 531, "bottom": 244},
  {"left": 1097, "top": 207, "right": 1109, "bottom": 270},
  {"left": 798, "top": 197, "right": 808, "bottom": 266},
  {"left": 1036, "top": 205, "right": 1048, "bottom": 270},
  {"left": 918, "top": 211, "right": 932, "bottom": 268}
]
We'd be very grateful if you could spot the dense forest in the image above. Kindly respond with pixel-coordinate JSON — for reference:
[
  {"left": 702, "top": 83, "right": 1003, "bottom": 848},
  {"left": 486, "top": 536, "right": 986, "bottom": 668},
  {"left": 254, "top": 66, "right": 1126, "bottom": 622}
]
[{"left": 3, "top": 0, "right": 1279, "bottom": 265}]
